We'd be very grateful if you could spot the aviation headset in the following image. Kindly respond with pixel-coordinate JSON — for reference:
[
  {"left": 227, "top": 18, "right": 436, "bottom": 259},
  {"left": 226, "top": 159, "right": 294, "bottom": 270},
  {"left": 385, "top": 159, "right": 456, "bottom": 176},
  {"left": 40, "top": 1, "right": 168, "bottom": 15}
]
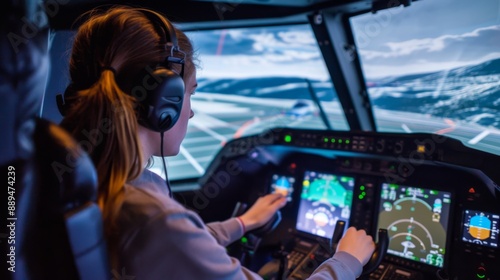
[{"left": 56, "top": 8, "right": 186, "bottom": 133}]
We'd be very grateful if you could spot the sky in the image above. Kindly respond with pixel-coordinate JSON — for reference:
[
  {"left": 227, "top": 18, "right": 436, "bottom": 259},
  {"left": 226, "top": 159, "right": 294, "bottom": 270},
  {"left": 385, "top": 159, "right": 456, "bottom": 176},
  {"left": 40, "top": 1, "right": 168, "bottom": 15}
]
[
  {"left": 187, "top": 0, "right": 500, "bottom": 80},
  {"left": 187, "top": 25, "right": 331, "bottom": 80},
  {"left": 351, "top": 0, "right": 500, "bottom": 78}
]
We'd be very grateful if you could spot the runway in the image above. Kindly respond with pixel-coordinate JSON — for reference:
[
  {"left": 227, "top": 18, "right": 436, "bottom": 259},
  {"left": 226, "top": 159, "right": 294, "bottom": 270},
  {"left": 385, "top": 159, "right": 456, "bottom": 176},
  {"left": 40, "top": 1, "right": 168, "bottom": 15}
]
[{"left": 150, "top": 93, "right": 500, "bottom": 181}]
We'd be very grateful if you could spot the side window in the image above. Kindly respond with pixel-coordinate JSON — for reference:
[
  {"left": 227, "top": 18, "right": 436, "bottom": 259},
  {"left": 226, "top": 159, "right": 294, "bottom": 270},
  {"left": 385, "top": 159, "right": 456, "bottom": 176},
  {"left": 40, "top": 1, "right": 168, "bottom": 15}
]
[{"left": 350, "top": 0, "right": 500, "bottom": 156}]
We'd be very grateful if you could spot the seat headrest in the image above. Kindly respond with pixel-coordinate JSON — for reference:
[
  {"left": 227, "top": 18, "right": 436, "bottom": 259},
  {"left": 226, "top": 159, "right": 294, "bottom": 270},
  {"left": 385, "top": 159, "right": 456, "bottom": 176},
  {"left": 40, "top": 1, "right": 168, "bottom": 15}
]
[{"left": 34, "top": 118, "right": 98, "bottom": 210}]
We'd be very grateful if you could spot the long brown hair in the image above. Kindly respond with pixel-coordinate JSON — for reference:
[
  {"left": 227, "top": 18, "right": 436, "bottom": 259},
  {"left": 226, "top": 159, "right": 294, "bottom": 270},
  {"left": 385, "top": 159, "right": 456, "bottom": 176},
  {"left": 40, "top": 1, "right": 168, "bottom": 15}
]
[{"left": 60, "top": 5, "right": 195, "bottom": 257}]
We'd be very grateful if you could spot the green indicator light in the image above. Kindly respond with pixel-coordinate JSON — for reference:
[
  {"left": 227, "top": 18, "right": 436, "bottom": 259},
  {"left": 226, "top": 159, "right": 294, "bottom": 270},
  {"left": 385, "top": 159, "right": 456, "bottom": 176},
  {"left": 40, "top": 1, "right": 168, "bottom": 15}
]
[
  {"left": 324, "top": 138, "right": 328, "bottom": 142},
  {"left": 331, "top": 138, "right": 336, "bottom": 143},
  {"left": 425, "top": 194, "right": 429, "bottom": 198},
  {"left": 346, "top": 139, "right": 350, "bottom": 144},
  {"left": 284, "top": 135, "right": 292, "bottom": 143},
  {"left": 339, "top": 139, "right": 343, "bottom": 144},
  {"left": 362, "top": 192, "right": 366, "bottom": 196},
  {"left": 241, "top": 237, "right": 248, "bottom": 244},
  {"left": 358, "top": 194, "right": 363, "bottom": 199},
  {"left": 477, "top": 273, "right": 485, "bottom": 279},
  {"left": 360, "top": 186, "right": 365, "bottom": 191}
]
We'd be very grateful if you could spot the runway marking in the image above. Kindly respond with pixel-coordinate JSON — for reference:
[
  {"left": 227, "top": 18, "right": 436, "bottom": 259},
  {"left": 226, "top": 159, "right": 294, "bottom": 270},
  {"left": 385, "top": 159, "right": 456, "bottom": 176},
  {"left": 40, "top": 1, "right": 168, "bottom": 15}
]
[
  {"left": 435, "top": 119, "right": 456, "bottom": 135},
  {"left": 401, "top": 124, "right": 412, "bottom": 133},
  {"left": 468, "top": 130, "right": 491, "bottom": 145},
  {"left": 180, "top": 145, "right": 205, "bottom": 174},
  {"left": 234, "top": 118, "right": 259, "bottom": 138},
  {"left": 190, "top": 120, "right": 228, "bottom": 142}
]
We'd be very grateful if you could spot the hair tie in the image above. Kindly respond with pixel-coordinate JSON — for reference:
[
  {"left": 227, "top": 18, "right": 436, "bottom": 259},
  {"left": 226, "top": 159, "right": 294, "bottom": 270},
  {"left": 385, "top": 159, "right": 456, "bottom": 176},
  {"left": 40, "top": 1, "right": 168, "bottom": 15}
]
[{"left": 101, "top": 66, "right": 117, "bottom": 75}]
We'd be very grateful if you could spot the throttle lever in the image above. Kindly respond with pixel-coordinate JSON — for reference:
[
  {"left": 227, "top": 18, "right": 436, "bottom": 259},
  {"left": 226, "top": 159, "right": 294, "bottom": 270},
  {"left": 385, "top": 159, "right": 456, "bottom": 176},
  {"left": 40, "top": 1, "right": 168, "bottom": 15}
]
[
  {"left": 231, "top": 201, "right": 282, "bottom": 237},
  {"left": 360, "top": 228, "right": 388, "bottom": 276},
  {"left": 330, "top": 220, "right": 346, "bottom": 252},
  {"left": 231, "top": 201, "right": 248, "bottom": 217},
  {"left": 330, "top": 221, "right": 389, "bottom": 277}
]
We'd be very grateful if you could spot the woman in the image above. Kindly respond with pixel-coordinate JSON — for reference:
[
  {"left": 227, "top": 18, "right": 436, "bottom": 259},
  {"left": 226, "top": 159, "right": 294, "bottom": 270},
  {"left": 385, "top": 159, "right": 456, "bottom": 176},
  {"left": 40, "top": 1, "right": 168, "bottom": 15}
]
[{"left": 60, "top": 6, "right": 375, "bottom": 279}]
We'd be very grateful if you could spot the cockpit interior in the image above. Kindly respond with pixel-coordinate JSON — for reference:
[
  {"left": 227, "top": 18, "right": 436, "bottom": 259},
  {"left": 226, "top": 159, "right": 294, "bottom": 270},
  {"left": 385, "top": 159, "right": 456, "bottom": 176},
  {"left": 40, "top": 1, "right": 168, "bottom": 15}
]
[{"left": 2, "top": 0, "right": 499, "bottom": 279}]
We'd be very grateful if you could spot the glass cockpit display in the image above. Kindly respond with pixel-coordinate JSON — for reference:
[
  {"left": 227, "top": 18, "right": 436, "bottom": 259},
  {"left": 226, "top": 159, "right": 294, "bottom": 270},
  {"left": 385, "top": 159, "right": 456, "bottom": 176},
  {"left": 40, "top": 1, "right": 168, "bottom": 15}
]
[
  {"left": 461, "top": 210, "right": 499, "bottom": 248},
  {"left": 295, "top": 171, "right": 354, "bottom": 238},
  {"left": 377, "top": 183, "right": 451, "bottom": 268},
  {"left": 270, "top": 174, "right": 295, "bottom": 202}
]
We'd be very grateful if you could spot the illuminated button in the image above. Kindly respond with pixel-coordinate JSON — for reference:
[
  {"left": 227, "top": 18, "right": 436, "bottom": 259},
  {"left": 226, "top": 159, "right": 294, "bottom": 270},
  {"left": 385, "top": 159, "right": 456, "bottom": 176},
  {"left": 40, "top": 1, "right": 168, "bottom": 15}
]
[
  {"left": 469, "top": 187, "right": 476, "bottom": 193},
  {"left": 476, "top": 266, "right": 486, "bottom": 279},
  {"left": 417, "top": 145, "right": 425, "bottom": 153}
]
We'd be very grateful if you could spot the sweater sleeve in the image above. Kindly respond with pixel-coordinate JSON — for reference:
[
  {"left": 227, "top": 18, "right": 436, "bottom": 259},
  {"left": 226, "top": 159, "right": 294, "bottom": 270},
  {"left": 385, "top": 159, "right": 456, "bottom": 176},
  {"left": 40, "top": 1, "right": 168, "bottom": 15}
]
[
  {"left": 206, "top": 218, "right": 245, "bottom": 246},
  {"left": 119, "top": 208, "right": 261, "bottom": 280},
  {"left": 307, "top": 251, "right": 363, "bottom": 280}
]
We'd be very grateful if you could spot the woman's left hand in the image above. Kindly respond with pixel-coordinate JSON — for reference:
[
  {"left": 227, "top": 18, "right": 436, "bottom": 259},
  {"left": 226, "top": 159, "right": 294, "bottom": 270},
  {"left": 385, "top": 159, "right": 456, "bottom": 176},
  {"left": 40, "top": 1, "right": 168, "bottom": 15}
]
[{"left": 238, "top": 193, "right": 287, "bottom": 232}]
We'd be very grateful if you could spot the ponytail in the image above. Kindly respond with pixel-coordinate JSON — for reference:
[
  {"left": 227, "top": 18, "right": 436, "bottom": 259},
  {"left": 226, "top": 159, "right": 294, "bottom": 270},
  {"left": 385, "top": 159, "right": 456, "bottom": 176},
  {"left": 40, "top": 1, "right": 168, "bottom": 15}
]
[{"left": 61, "top": 69, "right": 143, "bottom": 237}]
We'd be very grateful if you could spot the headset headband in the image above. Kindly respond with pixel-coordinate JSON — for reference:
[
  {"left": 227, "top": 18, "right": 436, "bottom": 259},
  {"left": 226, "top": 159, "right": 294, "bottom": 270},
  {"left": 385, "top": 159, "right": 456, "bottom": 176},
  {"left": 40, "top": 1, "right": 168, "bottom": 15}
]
[{"left": 138, "top": 8, "right": 186, "bottom": 77}]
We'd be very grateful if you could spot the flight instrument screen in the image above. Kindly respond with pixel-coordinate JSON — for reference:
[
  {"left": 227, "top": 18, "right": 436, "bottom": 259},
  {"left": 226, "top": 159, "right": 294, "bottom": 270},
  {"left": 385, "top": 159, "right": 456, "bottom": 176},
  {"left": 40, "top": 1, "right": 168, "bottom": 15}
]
[
  {"left": 461, "top": 209, "right": 499, "bottom": 248},
  {"left": 295, "top": 171, "right": 354, "bottom": 238},
  {"left": 376, "top": 183, "right": 452, "bottom": 268},
  {"left": 270, "top": 174, "right": 295, "bottom": 202}
]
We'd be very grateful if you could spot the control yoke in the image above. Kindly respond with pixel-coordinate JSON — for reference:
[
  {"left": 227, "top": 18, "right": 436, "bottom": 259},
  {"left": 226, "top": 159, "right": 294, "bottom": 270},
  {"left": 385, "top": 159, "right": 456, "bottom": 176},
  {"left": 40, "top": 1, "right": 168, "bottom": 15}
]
[
  {"left": 331, "top": 220, "right": 389, "bottom": 277},
  {"left": 232, "top": 201, "right": 282, "bottom": 237}
]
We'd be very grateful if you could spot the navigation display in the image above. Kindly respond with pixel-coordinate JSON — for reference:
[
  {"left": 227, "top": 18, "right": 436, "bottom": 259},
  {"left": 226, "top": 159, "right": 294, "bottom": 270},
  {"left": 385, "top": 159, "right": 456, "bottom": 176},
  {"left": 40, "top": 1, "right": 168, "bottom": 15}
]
[
  {"left": 461, "top": 210, "right": 499, "bottom": 248},
  {"left": 270, "top": 174, "right": 295, "bottom": 202},
  {"left": 377, "top": 183, "right": 452, "bottom": 268},
  {"left": 295, "top": 171, "right": 354, "bottom": 238}
]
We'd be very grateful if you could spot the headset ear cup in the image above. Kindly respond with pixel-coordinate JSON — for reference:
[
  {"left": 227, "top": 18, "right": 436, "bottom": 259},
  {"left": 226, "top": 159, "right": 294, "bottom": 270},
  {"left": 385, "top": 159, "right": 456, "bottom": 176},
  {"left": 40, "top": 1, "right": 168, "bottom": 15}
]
[{"left": 136, "top": 67, "right": 185, "bottom": 132}]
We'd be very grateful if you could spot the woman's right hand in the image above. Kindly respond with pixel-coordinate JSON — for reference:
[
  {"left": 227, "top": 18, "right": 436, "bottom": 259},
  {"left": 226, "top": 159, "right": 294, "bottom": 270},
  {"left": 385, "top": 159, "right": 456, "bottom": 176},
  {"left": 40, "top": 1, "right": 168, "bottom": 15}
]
[
  {"left": 336, "top": 227, "right": 376, "bottom": 266},
  {"left": 238, "top": 193, "right": 287, "bottom": 232}
]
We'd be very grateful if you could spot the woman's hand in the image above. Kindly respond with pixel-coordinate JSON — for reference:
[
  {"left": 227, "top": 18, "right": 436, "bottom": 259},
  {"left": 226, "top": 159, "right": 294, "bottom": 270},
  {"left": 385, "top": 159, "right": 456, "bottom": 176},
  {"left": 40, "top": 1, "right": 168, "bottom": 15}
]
[
  {"left": 336, "top": 227, "right": 376, "bottom": 266},
  {"left": 238, "top": 193, "right": 287, "bottom": 232}
]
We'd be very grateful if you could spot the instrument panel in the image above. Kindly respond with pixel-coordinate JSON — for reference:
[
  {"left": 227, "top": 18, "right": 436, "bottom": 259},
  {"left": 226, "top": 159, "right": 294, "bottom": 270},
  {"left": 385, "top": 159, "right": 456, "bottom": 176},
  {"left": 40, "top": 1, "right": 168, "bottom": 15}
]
[{"left": 194, "top": 128, "right": 500, "bottom": 280}]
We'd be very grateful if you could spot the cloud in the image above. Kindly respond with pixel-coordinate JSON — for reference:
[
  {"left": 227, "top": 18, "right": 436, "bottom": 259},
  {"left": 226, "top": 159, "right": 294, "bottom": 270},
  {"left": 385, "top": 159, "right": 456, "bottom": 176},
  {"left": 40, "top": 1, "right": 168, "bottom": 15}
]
[
  {"left": 360, "top": 25, "right": 500, "bottom": 60},
  {"left": 248, "top": 30, "right": 318, "bottom": 58},
  {"left": 189, "top": 25, "right": 320, "bottom": 61},
  {"left": 197, "top": 54, "right": 329, "bottom": 80},
  {"left": 358, "top": 25, "right": 500, "bottom": 78},
  {"left": 188, "top": 24, "right": 329, "bottom": 79}
]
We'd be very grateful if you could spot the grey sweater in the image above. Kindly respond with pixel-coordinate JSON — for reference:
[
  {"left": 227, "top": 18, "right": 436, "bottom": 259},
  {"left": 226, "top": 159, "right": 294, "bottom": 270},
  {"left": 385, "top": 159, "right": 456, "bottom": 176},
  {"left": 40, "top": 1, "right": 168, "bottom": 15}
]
[{"left": 114, "top": 169, "right": 362, "bottom": 279}]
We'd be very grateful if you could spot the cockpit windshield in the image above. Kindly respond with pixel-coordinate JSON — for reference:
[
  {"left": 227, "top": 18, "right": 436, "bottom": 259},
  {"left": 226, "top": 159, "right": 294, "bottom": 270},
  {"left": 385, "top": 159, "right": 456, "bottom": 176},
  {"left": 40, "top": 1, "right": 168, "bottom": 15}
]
[{"left": 350, "top": 0, "right": 500, "bottom": 156}]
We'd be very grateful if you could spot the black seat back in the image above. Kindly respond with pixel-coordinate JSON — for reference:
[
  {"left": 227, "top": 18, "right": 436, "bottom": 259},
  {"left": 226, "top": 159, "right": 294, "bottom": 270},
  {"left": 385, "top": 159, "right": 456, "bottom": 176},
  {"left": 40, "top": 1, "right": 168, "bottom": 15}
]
[{"left": 1, "top": 2, "right": 110, "bottom": 279}]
